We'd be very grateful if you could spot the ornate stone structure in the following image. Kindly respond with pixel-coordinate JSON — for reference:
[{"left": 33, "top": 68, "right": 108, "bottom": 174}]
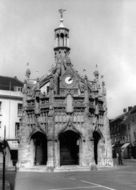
[{"left": 18, "top": 11, "right": 113, "bottom": 171}]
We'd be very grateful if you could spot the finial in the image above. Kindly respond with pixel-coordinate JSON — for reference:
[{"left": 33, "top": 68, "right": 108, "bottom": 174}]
[
  {"left": 58, "top": 9, "right": 66, "bottom": 27},
  {"left": 25, "top": 62, "right": 31, "bottom": 79},
  {"left": 35, "top": 70, "right": 39, "bottom": 80},
  {"left": 83, "top": 69, "right": 86, "bottom": 76},
  {"left": 83, "top": 69, "right": 86, "bottom": 73},
  {"left": 101, "top": 75, "right": 104, "bottom": 79},
  {"left": 94, "top": 64, "right": 99, "bottom": 79}
]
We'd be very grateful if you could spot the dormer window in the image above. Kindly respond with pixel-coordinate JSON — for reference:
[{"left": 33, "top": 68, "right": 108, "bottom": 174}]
[
  {"left": 41, "top": 82, "right": 50, "bottom": 95},
  {"left": 14, "top": 86, "right": 22, "bottom": 92}
]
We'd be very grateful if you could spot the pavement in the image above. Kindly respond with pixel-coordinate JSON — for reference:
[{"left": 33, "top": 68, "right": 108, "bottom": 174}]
[
  {"left": 0, "top": 169, "right": 16, "bottom": 190},
  {"left": 14, "top": 159, "right": 136, "bottom": 190},
  {"left": 0, "top": 180, "right": 11, "bottom": 190}
]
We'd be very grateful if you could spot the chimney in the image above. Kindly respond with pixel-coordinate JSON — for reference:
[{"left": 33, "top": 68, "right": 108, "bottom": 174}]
[
  {"left": 123, "top": 108, "right": 127, "bottom": 113},
  {"left": 128, "top": 106, "right": 132, "bottom": 112}
]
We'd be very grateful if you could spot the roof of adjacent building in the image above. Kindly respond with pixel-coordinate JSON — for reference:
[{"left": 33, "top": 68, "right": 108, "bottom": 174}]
[
  {"left": 110, "top": 106, "right": 135, "bottom": 124},
  {"left": 0, "top": 76, "right": 23, "bottom": 91},
  {"left": 110, "top": 113, "right": 125, "bottom": 123},
  {"left": 129, "top": 105, "right": 136, "bottom": 114}
]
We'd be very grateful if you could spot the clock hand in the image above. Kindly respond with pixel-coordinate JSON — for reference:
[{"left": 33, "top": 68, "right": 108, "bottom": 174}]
[{"left": 68, "top": 77, "right": 73, "bottom": 81}]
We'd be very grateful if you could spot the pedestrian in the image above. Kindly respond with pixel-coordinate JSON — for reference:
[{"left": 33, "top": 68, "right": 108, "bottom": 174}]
[
  {"left": 116, "top": 152, "right": 119, "bottom": 165},
  {"left": 117, "top": 148, "right": 123, "bottom": 165},
  {"left": 112, "top": 147, "right": 117, "bottom": 166},
  {"left": 118, "top": 148, "right": 123, "bottom": 165}
]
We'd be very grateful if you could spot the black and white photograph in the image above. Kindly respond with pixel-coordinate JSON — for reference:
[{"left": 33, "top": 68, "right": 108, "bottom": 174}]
[{"left": 0, "top": 0, "right": 136, "bottom": 190}]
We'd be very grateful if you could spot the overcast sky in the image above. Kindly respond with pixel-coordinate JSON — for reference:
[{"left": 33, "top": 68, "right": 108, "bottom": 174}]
[{"left": 0, "top": 0, "right": 136, "bottom": 118}]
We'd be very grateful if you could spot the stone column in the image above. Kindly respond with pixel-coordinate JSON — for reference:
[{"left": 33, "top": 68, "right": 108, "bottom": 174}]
[
  {"left": 84, "top": 76, "right": 89, "bottom": 116},
  {"left": 103, "top": 114, "right": 113, "bottom": 166},
  {"left": 79, "top": 138, "right": 83, "bottom": 166},
  {"left": 47, "top": 80, "right": 55, "bottom": 170},
  {"left": 47, "top": 116, "right": 55, "bottom": 169},
  {"left": 80, "top": 138, "right": 87, "bottom": 166},
  {"left": 47, "top": 139, "right": 54, "bottom": 169},
  {"left": 54, "top": 139, "right": 59, "bottom": 167},
  {"left": 18, "top": 114, "right": 33, "bottom": 169}
]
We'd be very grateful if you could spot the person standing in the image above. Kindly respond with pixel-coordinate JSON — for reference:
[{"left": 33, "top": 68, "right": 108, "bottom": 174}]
[{"left": 112, "top": 147, "right": 117, "bottom": 166}]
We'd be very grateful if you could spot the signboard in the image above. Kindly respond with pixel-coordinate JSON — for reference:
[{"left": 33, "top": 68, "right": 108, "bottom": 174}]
[{"left": 7, "top": 140, "right": 19, "bottom": 150}]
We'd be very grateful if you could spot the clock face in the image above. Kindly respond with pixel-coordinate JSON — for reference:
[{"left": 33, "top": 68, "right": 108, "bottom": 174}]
[{"left": 65, "top": 75, "right": 74, "bottom": 85}]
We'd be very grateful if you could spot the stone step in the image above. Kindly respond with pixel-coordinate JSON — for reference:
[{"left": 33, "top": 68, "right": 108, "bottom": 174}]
[
  {"left": 18, "top": 165, "right": 92, "bottom": 172},
  {"left": 54, "top": 165, "right": 91, "bottom": 172},
  {"left": 19, "top": 166, "right": 48, "bottom": 172}
]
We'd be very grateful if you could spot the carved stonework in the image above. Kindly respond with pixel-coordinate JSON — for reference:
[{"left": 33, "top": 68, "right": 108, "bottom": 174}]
[{"left": 18, "top": 14, "right": 113, "bottom": 171}]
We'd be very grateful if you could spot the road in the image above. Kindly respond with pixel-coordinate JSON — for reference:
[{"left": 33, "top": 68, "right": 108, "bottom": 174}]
[{"left": 15, "top": 161, "right": 136, "bottom": 190}]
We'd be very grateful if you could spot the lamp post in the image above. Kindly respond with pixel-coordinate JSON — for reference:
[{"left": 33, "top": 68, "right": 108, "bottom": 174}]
[{"left": 0, "top": 126, "right": 7, "bottom": 190}]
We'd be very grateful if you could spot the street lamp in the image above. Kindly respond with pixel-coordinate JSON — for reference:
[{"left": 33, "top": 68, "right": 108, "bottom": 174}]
[{"left": 0, "top": 126, "right": 7, "bottom": 190}]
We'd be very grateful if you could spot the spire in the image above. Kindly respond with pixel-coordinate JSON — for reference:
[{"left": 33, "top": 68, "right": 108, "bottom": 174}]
[
  {"left": 93, "top": 64, "right": 101, "bottom": 92},
  {"left": 93, "top": 64, "right": 99, "bottom": 80}
]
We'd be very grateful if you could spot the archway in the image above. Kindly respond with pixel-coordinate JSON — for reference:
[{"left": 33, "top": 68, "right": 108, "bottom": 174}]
[
  {"left": 59, "top": 130, "right": 80, "bottom": 165},
  {"left": 31, "top": 132, "right": 47, "bottom": 165},
  {"left": 93, "top": 131, "right": 101, "bottom": 164}
]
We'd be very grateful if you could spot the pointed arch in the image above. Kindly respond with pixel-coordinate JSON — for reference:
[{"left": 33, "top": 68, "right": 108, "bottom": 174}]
[
  {"left": 93, "top": 130, "right": 102, "bottom": 165},
  {"left": 29, "top": 128, "right": 47, "bottom": 143},
  {"left": 59, "top": 130, "right": 80, "bottom": 165},
  {"left": 58, "top": 121, "right": 82, "bottom": 138},
  {"left": 30, "top": 131, "right": 47, "bottom": 165}
]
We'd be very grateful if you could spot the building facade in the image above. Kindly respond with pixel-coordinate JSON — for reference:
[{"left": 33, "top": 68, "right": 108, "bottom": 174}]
[
  {"left": 18, "top": 12, "right": 113, "bottom": 171},
  {"left": 0, "top": 76, "right": 23, "bottom": 166},
  {"left": 126, "top": 106, "right": 136, "bottom": 158},
  {"left": 110, "top": 107, "right": 136, "bottom": 159}
]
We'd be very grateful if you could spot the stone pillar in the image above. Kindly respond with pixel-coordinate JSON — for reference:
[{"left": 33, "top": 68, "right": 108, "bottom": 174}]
[
  {"left": 103, "top": 114, "right": 113, "bottom": 166},
  {"left": 47, "top": 115, "right": 55, "bottom": 169},
  {"left": 64, "top": 36, "right": 67, "bottom": 46},
  {"left": 84, "top": 76, "right": 89, "bottom": 115},
  {"left": 18, "top": 115, "right": 33, "bottom": 169},
  {"left": 47, "top": 79, "right": 55, "bottom": 170},
  {"left": 47, "top": 139, "right": 54, "bottom": 168},
  {"left": 80, "top": 135, "right": 95, "bottom": 168},
  {"left": 18, "top": 143, "right": 34, "bottom": 168},
  {"left": 79, "top": 138, "right": 83, "bottom": 166},
  {"left": 98, "top": 139, "right": 106, "bottom": 166},
  {"left": 67, "top": 38, "right": 69, "bottom": 47},
  {"left": 54, "top": 139, "right": 59, "bottom": 167},
  {"left": 81, "top": 138, "right": 88, "bottom": 166}
]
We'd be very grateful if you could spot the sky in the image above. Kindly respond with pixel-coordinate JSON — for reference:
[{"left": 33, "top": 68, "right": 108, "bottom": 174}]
[{"left": 0, "top": 0, "right": 136, "bottom": 118}]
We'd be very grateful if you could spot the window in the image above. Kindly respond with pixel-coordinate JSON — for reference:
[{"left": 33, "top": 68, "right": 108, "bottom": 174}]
[
  {"left": 18, "top": 103, "right": 22, "bottom": 117},
  {"left": 15, "top": 122, "right": 20, "bottom": 138},
  {"left": 47, "top": 86, "right": 49, "bottom": 94},
  {"left": 14, "top": 86, "right": 22, "bottom": 92}
]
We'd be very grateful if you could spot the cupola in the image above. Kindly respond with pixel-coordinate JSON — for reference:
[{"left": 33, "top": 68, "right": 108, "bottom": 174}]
[{"left": 54, "top": 9, "right": 70, "bottom": 55}]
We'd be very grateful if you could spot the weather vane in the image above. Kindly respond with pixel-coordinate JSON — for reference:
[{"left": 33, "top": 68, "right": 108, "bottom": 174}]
[{"left": 58, "top": 9, "right": 66, "bottom": 19}]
